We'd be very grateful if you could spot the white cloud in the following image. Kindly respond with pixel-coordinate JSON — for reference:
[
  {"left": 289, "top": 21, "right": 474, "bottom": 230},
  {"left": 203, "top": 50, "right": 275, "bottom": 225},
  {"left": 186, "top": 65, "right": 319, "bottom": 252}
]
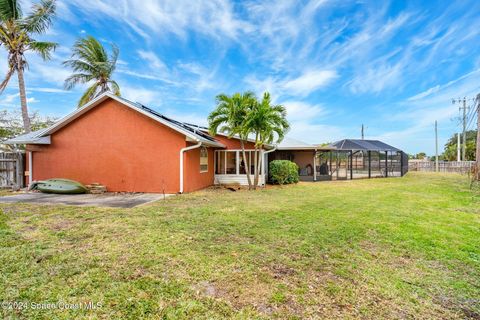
[
  {"left": 66, "top": 0, "right": 251, "bottom": 40},
  {"left": 282, "top": 100, "right": 327, "bottom": 122},
  {"left": 348, "top": 63, "right": 403, "bottom": 94},
  {"left": 245, "top": 69, "right": 337, "bottom": 98},
  {"left": 30, "top": 63, "right": 71, "bottom": 86},
  {"left": 0, "top": 92, "right": 37, "bottom": 108},
  {"left": 283, "top": 70, "right": 338, "bottom": 96},
  {"left": 137, "top": 50, "right": 168, "bottom": 72},
  {"left": 0, "top": 93, "right": 19, "bottom": 104},
  {"left": 120, "top": 84, "right": 162, "bottom": 106},
  {"left": 372, "top": 68, "right": 480, "bottom": 154},
  {"left": 29, "top": 87, "right": 70, "bottom": 93},
  {"left": 286, "top": 121, "right": 346, "bottom": 144},
  {"left": 407, "top": 85, "right": 441, "bottom": 101}
]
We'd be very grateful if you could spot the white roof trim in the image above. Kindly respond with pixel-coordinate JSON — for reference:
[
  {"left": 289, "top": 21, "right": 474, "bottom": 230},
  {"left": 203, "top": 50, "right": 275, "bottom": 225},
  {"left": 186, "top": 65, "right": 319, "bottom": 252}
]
[
  {"left": 4, "top": 135, "right": 51, "bottom": 145},
  {"left": 29, "top": 92, "right": 224, "bottom": 148},
  {"left": 276, "top": 146, "right": 318, "bottom": 150}
]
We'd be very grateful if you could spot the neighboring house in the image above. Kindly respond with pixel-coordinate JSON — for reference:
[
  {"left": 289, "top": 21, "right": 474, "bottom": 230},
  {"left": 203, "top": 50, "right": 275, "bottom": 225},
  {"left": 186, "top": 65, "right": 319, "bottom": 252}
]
[{"left": 5, "top": 92, "right": 408, "bottom": 193}]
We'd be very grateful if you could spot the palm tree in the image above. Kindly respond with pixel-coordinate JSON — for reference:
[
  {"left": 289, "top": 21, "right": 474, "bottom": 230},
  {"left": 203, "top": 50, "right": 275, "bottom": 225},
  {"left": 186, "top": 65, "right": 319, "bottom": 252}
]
[
  {"left": 63, "top": 36, "right": 120, "bottom": 107},
  {"left": 245, "top": 92, "right": 289, "bottom": 189},
  {"left": 208, "top": 92, "right": 256, "bottom": 189},
  {"left": 0, "top": 0, "right": 57, "bottom": 133}
]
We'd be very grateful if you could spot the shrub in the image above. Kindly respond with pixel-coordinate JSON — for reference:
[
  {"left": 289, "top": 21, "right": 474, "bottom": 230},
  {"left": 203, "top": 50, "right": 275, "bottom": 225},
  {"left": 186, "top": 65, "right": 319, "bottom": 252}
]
[{"left": 269, "top": 160, "right": 299, "bottom": 185}]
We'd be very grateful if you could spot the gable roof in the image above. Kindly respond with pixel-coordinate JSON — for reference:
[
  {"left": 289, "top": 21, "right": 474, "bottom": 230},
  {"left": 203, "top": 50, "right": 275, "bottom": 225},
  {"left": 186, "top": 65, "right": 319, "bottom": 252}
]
[
  {"left": 276, "top": 137, "right": 318, "bottom": 150},
  {"left": 4, "top": 92, "right": 225, "bottom": 147},
  {"left": 330, "top": 139, "right": 401, "bottom": 152}
]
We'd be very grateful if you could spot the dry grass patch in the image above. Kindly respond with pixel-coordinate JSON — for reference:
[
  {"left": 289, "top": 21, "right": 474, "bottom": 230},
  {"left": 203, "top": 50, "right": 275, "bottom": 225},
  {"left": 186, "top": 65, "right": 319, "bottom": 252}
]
[{"left": 0, "top": 172, "right": 479, "bottom": 319}]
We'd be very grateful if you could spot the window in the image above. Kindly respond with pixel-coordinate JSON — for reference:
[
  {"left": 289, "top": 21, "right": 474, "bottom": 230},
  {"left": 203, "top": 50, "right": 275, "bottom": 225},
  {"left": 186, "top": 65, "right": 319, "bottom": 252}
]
[
  {"left": 226, "top": 151, "right": 236, "bottom": 174},
  {"left": 200, "top": 147, "right": 208, "bottom": 172},
  {"left": 215, "top": 150, "right": 262, "bottom": 175}
]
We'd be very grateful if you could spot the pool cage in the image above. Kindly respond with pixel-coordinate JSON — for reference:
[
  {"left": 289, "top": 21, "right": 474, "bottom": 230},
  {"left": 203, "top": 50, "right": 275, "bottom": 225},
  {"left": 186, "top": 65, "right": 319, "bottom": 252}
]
[
  {"left": 316, "top": 139, "right": 408, "bottom": 181},
  {"left": 267, "top": 139, "right": 408, "bottom": 182}
]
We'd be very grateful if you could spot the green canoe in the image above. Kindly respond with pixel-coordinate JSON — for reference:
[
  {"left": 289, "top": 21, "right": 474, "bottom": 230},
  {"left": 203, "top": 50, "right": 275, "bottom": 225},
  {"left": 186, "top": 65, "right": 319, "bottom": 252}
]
[{"left": 30, "top": 178, "right": 88, "bottom": 194}]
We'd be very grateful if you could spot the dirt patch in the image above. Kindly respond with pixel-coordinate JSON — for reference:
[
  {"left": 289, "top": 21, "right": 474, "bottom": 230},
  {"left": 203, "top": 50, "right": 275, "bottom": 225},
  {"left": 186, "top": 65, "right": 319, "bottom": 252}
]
[
  {"left": 50, "top": 219, "right": 75, "bottom": 231},
  {"left": 265, "top": 263, "right": 297, "bottom": 279},
  {"left": 435, "top": 295, "right": 480, "bottom": 319},
  {"left": 192, "top": 280, "right": 221, "bottom": 298}
]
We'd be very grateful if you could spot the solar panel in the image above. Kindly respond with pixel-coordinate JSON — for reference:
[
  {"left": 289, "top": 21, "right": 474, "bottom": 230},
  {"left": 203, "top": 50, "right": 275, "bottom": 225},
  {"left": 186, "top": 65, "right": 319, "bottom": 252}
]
[{"left": 138, "top": 104, "right": 217, "bottom": 142}]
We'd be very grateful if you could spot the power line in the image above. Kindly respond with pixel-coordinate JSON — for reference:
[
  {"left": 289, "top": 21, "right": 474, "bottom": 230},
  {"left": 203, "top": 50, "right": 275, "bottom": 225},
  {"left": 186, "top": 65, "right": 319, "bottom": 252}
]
[
  {"left": 466, "top": 108, "right": 477, "bottom": 131},
  {"left": 465, "top": 103, "right": 476, "bottom": 125},
  {"left": 452, "top": 97, "right": 475, "bottom": 160}
]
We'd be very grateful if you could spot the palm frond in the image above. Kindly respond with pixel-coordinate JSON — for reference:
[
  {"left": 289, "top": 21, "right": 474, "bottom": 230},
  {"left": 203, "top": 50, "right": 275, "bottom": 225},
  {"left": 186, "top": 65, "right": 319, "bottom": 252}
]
[
  {"left": 108, "top": 80, "right": 120, "bottom": 96},
  {"left": 64, "top": 36, "right": 119, "bottom": 94},
  {"left": 108, "top": 43, "right": 119, "bottom": 74},
  {"left": 28, "top": 40, "right": 57, "bottom": 60},
  {"left": 21, "top": 0, "right": 56, "bottom": 34},
  {"left": 63, "top": 73, "right": 93, "bottom": 90},
  {"left": 0, "top": 65, "right": 14, "bottom": 93},
  {"left": 77, "top": 82, "right": 100, "bottom": 107},
  {"left": 0, "top": 0, "right": 22, "bottom": 21},
  {"left": 62, "top": 59, "right": 99, "bottom": 75}
]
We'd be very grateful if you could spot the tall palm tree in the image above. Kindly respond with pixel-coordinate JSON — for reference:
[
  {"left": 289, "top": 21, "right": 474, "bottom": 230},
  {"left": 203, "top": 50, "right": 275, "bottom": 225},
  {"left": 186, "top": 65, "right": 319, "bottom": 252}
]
[
  {"left": 245, "top": 92, "right": 289, "bottom": 189},
  {"left": 0, "top": 0, "right": 57, "bottom": 133},
  {"left": 208, "top": 92, "right": 256, "bottom": 189},
  {"left": 63, "top": 36, "right": 120, "bottom": 107}
]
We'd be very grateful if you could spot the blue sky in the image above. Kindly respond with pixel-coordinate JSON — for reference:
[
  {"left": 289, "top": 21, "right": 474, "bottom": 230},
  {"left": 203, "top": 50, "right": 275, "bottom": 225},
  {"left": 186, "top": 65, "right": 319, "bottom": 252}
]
[{"left": 1, "top": 0, "right": 480, "bottom": 154}]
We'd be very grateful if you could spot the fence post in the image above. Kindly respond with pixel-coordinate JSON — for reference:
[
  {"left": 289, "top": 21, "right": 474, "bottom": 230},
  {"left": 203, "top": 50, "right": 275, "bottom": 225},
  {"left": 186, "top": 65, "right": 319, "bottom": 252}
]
[{"left": 16, "top": 152, "right": 24, "bottom": 189}]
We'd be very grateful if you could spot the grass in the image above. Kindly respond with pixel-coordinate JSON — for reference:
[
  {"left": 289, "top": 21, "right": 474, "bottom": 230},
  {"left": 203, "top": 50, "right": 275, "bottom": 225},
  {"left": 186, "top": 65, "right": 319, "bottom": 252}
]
[{"left": 0, "top": 172, "right": 479, "bottom": 319}]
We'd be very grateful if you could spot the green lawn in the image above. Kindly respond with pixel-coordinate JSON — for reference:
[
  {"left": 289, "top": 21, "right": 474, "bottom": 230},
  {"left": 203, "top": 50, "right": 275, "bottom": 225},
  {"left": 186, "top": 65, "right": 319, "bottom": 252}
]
[{"left": 1, "top": 172, "right": 479, "bottom": 319}]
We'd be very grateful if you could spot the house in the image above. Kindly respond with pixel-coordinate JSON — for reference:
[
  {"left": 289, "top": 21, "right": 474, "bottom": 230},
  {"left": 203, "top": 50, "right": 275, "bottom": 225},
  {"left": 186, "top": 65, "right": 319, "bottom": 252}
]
[{"left": 6, "top": 92, "right": 408, "bottom": 193}]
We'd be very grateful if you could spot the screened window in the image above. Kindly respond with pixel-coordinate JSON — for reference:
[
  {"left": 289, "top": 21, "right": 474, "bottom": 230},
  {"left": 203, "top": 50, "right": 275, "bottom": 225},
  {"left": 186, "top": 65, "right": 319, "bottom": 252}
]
[
  {"left": 200, "top": 147, "right": 208, "bottom": 172},
  {"left": 226, "top": 152, "right": 236, "bottom": 174},
  {"left": 215, "top": 150, "right": 261, "bottom": 175}
]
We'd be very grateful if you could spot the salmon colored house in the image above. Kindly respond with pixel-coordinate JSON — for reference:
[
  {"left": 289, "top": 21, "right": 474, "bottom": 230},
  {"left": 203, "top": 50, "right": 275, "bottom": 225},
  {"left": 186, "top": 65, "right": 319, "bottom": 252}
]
[
  {"left": 6, "top": 92, "right": 407, "bottom": 193},
  {"left": 6, "top": 92, "right": 267, "bottom": 193}
]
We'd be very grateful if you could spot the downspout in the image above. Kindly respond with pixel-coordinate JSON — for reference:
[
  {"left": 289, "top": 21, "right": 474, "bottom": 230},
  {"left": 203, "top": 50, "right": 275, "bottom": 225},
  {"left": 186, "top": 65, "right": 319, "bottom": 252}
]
[
  {"left": 179, "top": 141, "right": 202, "bottom": 193},
  {"left": 263, "top": 146, "right": 277, "bottom": 185},
  {"left": 28, "top": 151, "right": 33, "bottom": 187}
]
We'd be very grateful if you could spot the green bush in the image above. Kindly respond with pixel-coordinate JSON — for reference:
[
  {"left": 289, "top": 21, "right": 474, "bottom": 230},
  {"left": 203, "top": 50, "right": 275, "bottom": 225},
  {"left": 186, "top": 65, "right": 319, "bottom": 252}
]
[{"left": 269, "top": 160, "right": 299, "bottom": 185}]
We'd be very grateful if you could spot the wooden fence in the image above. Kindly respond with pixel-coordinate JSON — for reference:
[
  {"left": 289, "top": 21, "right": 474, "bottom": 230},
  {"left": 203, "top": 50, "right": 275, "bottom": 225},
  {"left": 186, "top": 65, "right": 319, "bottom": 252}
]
[
  {"left": 0, "top": 152, "right": 24, "bottom": 188},
  {"left": 409, "top": 161, "right": 475, "bottom": 174}
]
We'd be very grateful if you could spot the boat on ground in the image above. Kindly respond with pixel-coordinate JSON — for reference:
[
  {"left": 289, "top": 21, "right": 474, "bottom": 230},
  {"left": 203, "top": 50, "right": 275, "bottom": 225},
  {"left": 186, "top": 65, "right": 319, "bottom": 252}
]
[{"left": 29, "top": 178, "right": 88, "bottom": 194}]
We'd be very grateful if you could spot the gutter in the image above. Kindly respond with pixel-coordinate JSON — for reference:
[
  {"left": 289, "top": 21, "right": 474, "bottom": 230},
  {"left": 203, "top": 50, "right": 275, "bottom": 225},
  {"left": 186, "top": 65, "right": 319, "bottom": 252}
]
[
  {"left": 262, "top": 146, "right": 277, "bottom": 183},
  {"left": 179, "top": 141, "right": 202, "bottom": 193},
  {"left": 28, "top": 151, "right": 33, "bottom": 187},
  {"left": 264, "top": 146, "right": 277, "bottom": 155}
]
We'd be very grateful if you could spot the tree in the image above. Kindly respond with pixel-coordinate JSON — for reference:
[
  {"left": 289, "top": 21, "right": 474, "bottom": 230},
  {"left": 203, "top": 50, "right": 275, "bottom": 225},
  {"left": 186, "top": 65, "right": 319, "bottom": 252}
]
[
  {"left": 63, "top": 36, "right": 120, "bottom": 107},
  {"left": 208, "top": 92, "right": 256, "bottom": 189},
  {"left": 0, "top": 109, "right": 56, "bottom": 150},
  {"left": 245, "top": 92, "right": 289, "bottom": 189},
  {"left": 442, "top": 131, "right": 477, "bottom": 161},
  {"left": 414, "top": 152, "right": 427, "bottom": 160},
  {"left": 0, "top": 0, "right": 57, "bottom": 133}
]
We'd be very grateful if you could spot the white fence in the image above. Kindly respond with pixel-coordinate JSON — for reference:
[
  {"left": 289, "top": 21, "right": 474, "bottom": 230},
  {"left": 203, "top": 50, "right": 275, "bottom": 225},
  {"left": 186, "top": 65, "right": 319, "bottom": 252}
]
[{"left": 409, "top": 161, "right": 475, "bottom": 174}]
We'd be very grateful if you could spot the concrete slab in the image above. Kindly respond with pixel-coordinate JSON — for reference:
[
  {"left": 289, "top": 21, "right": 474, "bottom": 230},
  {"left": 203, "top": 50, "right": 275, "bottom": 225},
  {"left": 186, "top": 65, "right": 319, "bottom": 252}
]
[{"left": 0, "top": 192, "right": 172, "bottom": 208}]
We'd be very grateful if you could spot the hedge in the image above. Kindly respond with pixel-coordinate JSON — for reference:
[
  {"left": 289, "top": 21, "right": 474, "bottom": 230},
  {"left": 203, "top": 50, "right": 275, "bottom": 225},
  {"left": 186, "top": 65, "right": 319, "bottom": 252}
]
[{"left": 269, "top": 160, "right": 299, "bottom": 185}]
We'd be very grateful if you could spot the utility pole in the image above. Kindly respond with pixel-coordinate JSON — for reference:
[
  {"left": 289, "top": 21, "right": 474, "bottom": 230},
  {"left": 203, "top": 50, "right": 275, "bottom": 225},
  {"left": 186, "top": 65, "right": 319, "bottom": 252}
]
[
  {"left": 361, "top": 124, "right": 364, "bottom": 140},
  {"left": 452, "top": 97, "right": 469, "bottom": 160},
  {"left": 435, "top": 120, "right": 439, "bottom": 172},
  {"left": 457, "top": 132, "right": 461, "bottom": 162}
]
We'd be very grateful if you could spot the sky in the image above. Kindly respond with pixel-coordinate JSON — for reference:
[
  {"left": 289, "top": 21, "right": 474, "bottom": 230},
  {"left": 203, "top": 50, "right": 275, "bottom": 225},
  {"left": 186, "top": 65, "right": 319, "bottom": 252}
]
[{"left": 1, "top": 0, "right": 480, "bottom": 155}]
